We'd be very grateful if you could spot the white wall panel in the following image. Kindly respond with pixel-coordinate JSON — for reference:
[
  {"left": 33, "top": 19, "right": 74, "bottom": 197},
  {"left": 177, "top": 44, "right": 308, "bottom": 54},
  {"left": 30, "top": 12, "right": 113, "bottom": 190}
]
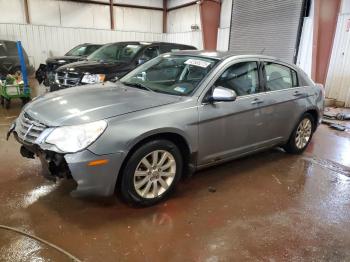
[
  {"left": 167, "top": 0, "right": 194, "bottom": 9},
  {"left": 29, "top": 0, "right": 60, "bottom": 26},
  {"left": 30, "top": 0, "right": 109, "bottom": 29},
  {"left": 0, "top": 23, "right": 163, "bottom": 70},
  {"left": 116, "top": 0, "right": 163, "bottom": 8},
  {"left": 325, "top": 13, "right": 350, "bottom": 107},
  {"left": 220, "top": 0, "right": 233, "bottom": 28},
  {"left": 216, "top": 28, "right": 230, "bottom": 51},
  {"left": 341, "top": 0, "right": 350, "bottom": 14},
  {"left": 296, "top": 16, "right": 313, "bottom": 76},
  {"left": 60, "top": 2, "right": 92, "bottom": 29},
  {"left": 165, "top": 31, "right": 203, "bottom": 49},
  {"left": 296, "top": 0, "right": 314, "bottom": 77},
  {"left": 167, "top": 5, "right": 200, "bottom": 33},
  {"left": 92, "top": 5, "right": 111, "bottom": 29},
  {"left": 115, "top": 7, "right": 163, "bottom": 33},
  {"left": 0, "top": 0, "right": 26, "bottom": 24}
]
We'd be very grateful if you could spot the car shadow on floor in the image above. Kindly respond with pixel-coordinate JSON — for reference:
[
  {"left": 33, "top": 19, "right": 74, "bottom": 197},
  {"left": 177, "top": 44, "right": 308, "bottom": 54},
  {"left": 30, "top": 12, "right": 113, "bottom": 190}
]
[{"left": 21, "top": 147, "right": 309, "bottom": 229}]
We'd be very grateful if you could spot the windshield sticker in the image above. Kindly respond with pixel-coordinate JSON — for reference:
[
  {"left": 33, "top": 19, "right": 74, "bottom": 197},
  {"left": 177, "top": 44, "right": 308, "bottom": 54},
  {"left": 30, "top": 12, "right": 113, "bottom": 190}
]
[
  {"left": 174, "top": 86, "right": 186, "bottom": 93},
  {"left": 184, "top": 59, "right": 211, "bottom": 68}
]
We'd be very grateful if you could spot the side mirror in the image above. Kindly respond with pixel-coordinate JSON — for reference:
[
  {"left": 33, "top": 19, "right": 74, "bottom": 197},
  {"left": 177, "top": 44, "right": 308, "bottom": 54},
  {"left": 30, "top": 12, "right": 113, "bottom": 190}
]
[{"left": 208, "top": 86, "right": 237, "bottom": 102}]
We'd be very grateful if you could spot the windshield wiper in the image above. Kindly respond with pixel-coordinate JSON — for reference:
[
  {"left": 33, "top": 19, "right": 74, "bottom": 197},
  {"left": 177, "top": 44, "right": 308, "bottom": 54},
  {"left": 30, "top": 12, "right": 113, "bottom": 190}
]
[{"left": 122, "top": 82, "right": 154, "bottom": 92}]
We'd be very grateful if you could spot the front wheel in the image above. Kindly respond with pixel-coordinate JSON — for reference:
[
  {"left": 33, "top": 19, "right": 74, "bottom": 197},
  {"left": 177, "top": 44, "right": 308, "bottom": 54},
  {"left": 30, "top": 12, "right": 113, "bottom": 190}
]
[
  {"left": 120, "top": 140, "right": 183, "bottom": 206},
  {"left": 283, "top": 113, "right": 315, "bottom": 154}
]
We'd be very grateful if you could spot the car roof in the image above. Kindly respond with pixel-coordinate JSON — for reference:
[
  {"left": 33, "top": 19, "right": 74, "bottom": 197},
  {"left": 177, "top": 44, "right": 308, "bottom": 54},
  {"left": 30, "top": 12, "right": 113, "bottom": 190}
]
[
  {"left": 169, "top": 50, "right": 287, "bottom": 62},
  {"left": 104, "top": 41, "right": 195, "bottom": 47}
]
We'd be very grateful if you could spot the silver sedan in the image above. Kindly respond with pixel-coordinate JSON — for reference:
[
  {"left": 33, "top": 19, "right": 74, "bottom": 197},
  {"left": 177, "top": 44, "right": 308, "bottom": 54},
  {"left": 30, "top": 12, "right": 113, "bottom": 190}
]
[{"left": 9, "top": 51, "right": 324, "bottom": 206}]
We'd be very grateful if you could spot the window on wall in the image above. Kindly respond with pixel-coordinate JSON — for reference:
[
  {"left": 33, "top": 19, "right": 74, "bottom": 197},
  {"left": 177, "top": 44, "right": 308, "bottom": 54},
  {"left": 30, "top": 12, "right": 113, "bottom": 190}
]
[
  {"left": 215, "top": 61, "right": 260, "bottom": 96},
  {"left": 264, "top": 62, "right": 299, "bottom": 91}
]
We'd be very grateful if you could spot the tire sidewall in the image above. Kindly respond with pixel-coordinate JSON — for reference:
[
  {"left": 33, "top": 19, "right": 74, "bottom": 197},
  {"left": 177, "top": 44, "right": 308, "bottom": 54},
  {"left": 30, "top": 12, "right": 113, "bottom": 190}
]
[{"left": 121, "top": 140, "right": 183, "bottom": 206}]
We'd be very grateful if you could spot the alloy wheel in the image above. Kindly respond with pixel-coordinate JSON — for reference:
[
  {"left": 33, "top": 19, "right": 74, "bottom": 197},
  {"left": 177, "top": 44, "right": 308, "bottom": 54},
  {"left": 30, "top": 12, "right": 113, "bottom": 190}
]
[
  {"left": 295, "top": 118, "right": 312, "bottom": 149},
  {"left": 133, "top": 150, "right": 176, "bottom": 199}
]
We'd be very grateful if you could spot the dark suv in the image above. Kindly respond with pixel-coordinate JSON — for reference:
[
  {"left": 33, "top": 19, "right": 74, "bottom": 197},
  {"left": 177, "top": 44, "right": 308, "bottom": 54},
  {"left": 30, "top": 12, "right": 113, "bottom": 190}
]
[
  {"left": 0, "top": 40, "right": 31, "bottom": 75},
  {"left": 50, "top": 41, "right": 196, "bottom": 91},
  {"left": 36, "top": 43, "right": 102, "bottom": 86}
]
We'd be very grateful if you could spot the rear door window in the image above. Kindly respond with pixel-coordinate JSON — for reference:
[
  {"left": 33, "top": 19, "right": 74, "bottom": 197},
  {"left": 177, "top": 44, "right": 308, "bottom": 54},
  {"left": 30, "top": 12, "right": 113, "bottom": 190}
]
[{"left": 264, "top": 62, "right": 299, "bottom": 91}]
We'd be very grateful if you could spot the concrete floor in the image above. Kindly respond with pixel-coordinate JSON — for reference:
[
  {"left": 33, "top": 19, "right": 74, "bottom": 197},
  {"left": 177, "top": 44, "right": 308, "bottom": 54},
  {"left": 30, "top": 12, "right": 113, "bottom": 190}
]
[{"left": 1, "top": 99, "right": 350, "bottom": 262}]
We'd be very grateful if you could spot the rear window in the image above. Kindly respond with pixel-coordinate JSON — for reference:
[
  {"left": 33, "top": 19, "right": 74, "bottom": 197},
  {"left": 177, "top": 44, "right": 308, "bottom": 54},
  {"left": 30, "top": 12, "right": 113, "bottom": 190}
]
[{"left": 161, "top": 45, "right": 196, "bottom": 53}]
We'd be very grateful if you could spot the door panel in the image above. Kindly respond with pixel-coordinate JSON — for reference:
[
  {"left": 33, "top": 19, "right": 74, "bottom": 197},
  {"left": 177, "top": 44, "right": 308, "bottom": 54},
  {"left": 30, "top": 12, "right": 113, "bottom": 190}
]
[
  {"left": 198, "top": 94, "right": 268, "bottom": 165},
  {"left": 259, "top": 62, "right": 308, "bottom": 142},
  {"left": 197, "top": 60, "right": 269, "bottom": 165}
]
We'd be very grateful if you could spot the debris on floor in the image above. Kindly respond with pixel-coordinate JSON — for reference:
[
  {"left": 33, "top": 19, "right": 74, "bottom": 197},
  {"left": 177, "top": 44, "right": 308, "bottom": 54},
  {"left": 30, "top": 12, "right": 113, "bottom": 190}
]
[
  {"left": 322, "top": 119, "right": 346, "bottom": 131},
  {"left": 322, "top": 107, "right": 350, "bottom": 131}
]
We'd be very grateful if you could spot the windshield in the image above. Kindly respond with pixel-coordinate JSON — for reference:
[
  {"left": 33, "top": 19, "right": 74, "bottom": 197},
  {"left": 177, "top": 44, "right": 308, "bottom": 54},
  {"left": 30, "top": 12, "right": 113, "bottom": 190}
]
[
  {"left": 120, "top": 54, "right": 218, "bottom": 96},
  {"left": 88, "top": 43, "right": 142, "bottom": 63},
  {"left": 65, "top": 44, "right": 100, "bottom": 56}
]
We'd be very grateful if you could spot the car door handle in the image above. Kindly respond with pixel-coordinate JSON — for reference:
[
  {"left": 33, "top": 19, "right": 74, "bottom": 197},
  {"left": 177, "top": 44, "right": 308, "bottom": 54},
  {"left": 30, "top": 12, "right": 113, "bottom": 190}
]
[
  {"left": 293, "top": 91, "right": 306, "bottom": 97},
  {"left": 251, "top": 98, "right": 264, "bottom": 105}
]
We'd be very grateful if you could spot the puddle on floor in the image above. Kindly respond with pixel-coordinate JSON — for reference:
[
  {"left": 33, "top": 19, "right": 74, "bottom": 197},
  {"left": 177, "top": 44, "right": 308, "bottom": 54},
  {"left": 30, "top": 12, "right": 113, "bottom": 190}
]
[{"left": 303, "top": 156, "right": 350, "bottom": 177}]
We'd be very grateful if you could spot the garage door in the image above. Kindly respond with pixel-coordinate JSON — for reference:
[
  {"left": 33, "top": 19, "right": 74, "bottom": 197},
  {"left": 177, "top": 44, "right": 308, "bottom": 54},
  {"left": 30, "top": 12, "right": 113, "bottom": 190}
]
[{"left": 228, "top": 0, "right": 304, "bottom": 63}]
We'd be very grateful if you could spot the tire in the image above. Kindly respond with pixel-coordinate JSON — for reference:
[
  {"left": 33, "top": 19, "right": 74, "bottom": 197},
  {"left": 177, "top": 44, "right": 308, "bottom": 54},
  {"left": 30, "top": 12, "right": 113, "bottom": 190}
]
[
  {"left": 283, "top": 113, "right": 315, "bottom": 154},
  {"left": 120, "top": 139, "right": 183, "bottom": 207}
]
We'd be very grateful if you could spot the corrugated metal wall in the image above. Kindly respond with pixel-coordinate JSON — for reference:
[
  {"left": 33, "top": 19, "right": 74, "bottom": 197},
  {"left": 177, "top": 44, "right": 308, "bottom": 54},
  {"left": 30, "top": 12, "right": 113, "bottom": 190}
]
[
  {"left": 0, "top": 23, "right": 203, "bottom": 70},
  {"left": 325, "top": 13, "right": 350, "bottom": 107},
  {"left": 228, "top": 0, "right": 303, "bottom": 63}
]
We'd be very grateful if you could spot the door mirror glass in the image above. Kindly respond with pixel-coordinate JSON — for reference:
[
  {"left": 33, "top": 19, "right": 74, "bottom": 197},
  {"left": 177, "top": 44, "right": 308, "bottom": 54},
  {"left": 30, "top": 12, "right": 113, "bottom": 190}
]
[{"left": 209, "top": 86, "right": 237, "bottom": 102}]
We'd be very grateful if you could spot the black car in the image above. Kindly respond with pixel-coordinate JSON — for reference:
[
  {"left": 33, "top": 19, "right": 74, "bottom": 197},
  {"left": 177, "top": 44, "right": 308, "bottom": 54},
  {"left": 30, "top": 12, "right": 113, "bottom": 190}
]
[
  {"left": 0, "top": 40, "right": 31, "bottom": 76},
  {"left": 50, "top": 41, "right": 196, "bottom": 91},
  {"left": 36, "top": 43, "right": 102, "bottom": 86}
]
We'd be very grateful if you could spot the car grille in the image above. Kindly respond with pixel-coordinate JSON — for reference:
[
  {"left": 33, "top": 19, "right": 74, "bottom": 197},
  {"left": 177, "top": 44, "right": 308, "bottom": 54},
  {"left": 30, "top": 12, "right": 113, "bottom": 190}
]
[
  {"left": 55, "top": 71, "right": 82, "bottom": 88},
  {"left": 16, "top": 112, "right": 47, "bottom": 144}
]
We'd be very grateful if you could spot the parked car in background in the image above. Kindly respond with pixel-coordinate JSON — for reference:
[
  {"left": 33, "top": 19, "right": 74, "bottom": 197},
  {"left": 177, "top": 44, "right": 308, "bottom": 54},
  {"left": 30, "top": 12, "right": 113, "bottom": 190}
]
[
  {"left": 49, "top": 41, "right": 197, "bottom": 91},
  {"left": 8, "top": 51, "right": 324, "bottom": 206},
  {"left": 35, "top": 43, "right": 102, "bottom": 86},
  {"left": 0, "top": 40, "right": 31, "bottom": 76}
]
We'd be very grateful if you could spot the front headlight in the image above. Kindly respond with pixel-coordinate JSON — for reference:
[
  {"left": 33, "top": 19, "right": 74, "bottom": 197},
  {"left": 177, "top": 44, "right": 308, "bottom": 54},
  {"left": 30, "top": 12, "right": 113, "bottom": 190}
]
[
  {"left": 45, "top": 120, "right": 107, "bottom": 153},
  {"left": 81, "top": 74, "right": 105, "bottom": 84}
]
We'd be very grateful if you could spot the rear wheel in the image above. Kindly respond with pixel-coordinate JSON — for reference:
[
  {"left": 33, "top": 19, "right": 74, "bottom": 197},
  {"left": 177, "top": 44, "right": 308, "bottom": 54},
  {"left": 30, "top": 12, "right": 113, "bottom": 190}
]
[
  {"left": 120, "top": 140, "right": 183, "bottom": 206},
  {"left": 283, "top": 113, "right": 314, "bottom": 154}
]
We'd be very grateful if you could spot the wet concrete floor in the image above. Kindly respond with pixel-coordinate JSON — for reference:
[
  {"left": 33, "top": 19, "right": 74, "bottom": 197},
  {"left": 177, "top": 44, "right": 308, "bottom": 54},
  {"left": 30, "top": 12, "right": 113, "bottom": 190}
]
[{"left": 1, "top": 100, "right": 350, "bottom": 261}]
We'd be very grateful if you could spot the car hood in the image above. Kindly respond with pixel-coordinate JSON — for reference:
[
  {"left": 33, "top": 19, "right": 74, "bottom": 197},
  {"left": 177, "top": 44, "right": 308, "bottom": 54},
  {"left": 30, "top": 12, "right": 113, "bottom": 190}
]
[
  {"left": 24, "top": 82, "right": 181, "bottom": 126},
  {"left": 56, "top": 60, "right": 129, "bottom": 75},
  {"left": 46, "top": 56, "right": 85, "bottom": 65}
]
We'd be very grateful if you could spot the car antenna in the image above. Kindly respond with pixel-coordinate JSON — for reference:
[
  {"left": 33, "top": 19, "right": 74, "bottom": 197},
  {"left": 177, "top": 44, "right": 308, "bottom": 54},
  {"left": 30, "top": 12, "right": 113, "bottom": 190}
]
[{"left": 260, "top": 48, "right": 265, "bottom": 54}]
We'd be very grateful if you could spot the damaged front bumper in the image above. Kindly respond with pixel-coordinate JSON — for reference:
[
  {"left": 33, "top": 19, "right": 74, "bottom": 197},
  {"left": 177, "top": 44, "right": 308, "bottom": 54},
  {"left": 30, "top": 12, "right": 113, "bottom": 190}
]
[{"left": 8, "top": 123, "right": 124, "bottom": 197}]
